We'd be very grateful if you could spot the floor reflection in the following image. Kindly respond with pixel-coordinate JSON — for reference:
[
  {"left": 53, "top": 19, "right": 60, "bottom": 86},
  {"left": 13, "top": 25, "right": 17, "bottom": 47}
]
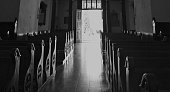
[{"left": 39, "top": 33, "right": 110, "bottom": 92}]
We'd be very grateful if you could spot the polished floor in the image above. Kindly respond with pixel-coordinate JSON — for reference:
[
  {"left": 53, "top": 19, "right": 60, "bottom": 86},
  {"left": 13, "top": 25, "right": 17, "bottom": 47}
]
[{"left": 39, "top": 34, "right": 111, "bottom": 92}]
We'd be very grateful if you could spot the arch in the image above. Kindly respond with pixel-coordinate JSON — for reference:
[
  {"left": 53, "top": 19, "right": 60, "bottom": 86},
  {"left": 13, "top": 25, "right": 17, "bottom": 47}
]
[{"left": 38, "top": 1, "right": 47, "bottom": 26}]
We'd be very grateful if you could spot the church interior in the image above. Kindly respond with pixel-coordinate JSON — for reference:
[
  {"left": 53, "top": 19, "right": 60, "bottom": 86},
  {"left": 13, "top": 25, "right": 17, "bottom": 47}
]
[{"left": 0, "top": 0, "right": 170, "bottom": 92}]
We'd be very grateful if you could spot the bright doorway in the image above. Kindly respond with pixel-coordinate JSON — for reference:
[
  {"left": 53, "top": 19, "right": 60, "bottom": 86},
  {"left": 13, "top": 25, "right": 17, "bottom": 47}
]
[{"left": 81, "top": 10, "right": 103, "bottom": 42}]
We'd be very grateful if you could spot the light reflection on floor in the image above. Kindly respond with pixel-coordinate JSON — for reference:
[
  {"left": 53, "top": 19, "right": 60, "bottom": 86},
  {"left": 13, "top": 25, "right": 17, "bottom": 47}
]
[
  {"left": 39, "top": 33, "right": 110, "bottom": 92},
  {"left": 84, "top": 38, "right": 103, "bottom": 81}
]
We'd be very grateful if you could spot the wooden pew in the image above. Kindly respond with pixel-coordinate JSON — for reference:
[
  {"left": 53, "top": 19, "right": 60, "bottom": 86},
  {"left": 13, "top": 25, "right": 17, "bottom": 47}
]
[
  {"left": 51, "top": 36, "right": 57, "bottom": 76},
  {"left": 36, "top": 33, "right": 52, "bottom": 81},
  {"left": 36, "top": 40, "right": 45, "bottom": 91},
  {"left": 107, "top": 40, "right": 118, "bottom": 92},
  {"left": 55, "top": 31, "right": 67, "bottom": 65},
  {"left": 105, "top": 38, "right": 110, "bottom": 82},
  {"left": 102, "top": 36, "right": 118, "bottom": 92},
  {"left": 0, "top": 39, "right": 44, "bottom": 92},
  {"left": 107, "top": 42, "right": 169, "bottom": 91},
  {"left": 0, "top": 48, "right": 21, "bottom": 92},
  {"left": 40, "top": 34, "right": 57, "bottom": 76},
  {"left": 71, "top": 30, "right": 75, "bottom": 50},
  {"left": 105, "top": 33, "right": 149, "bottom": 42},
  {"left": 25, "top": 33, "right": 58, "bottom": 91},
  {"left": 102, "top": 32, "right": 170, "bottom": 92},
  {"left": 125, "top": 56, "right": 170, "bottom": 92},
  {"left": 45, "top": 38, "right": 52, "bottom": 81},
  {"left": 120, "top": 49, "right": 170, "bottom": 57},
  {"left": 116, "top": 47, "right": 170, "bottom": 91},
  {"left": 64, "top": 31, "right": 74, "bottom": 64},
  {"left": 113, "top": 45, "right": 170, "bottom": 50},
  {"left": 41, "top": 34, "right": 58, "bottom": 77},
  {"left": 9, "top": 32, "right": 58, "bottom": 91},
  {"left": 111, "top": 41, "right": 170, "bottom": 46},
  {"left": 28, "top": 33, "right": 50, "bottom": 84},
  {"left": 65, "top": 32, "right": 68, "bottom": 58},
  {"left": 0, "top": 42, "right": 34, "bottom": 92},
  {"left": 112, "top": 42, "right": 170, "bottom": 64},
  {"left": 111, "top": 43, "right": 118, "bottom": 92},
  {"left": 26, "top": 33, "right": 55, "bottom": 83},
  {"left": 103, "top": 31, "right": 168, "bottom": 44},
  {"left": 24, "top": 43, "right": 35, "bottom": 92}
]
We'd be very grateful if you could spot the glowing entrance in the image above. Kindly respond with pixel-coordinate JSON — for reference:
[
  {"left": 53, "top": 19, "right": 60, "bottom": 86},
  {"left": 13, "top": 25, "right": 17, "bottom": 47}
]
[{"left": 81, "top": 10, "right": 103, "bottom": 42}]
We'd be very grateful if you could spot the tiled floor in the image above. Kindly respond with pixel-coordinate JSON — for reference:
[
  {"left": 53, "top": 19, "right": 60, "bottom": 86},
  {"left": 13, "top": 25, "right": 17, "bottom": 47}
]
[{"left": 39, "top": 34, "right": 111, "bottom": 92}]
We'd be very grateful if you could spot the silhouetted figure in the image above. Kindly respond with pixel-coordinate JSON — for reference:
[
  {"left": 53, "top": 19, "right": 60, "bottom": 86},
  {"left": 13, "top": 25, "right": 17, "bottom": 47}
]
[
  {"left": 139, "top": 73, "right": 159, "bottom": 92},
  {"left": 162, "top": 36, "right": 167, "bottom": 42}
]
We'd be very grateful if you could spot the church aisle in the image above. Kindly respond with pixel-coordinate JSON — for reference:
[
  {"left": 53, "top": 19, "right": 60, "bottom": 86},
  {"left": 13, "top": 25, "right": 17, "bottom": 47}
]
[{"left": 39, "top": 39, "right": 111, "bottom": 92}]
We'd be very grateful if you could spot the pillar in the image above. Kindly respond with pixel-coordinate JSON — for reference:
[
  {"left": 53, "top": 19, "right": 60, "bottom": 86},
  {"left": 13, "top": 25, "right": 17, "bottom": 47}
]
[
  {"left": 134, "top": 0, "right": 152, "bottom": 33},
  {"left": 18, "top": 0, "right": 40, "bottom": 35},
  {"left": 126, "top": 0, "right": 135, "bottom": 31},
  {"left": 122, "top": 0, "right": 127, "bottom": 32},
  {"left": 51, "top": 0, "right": 56, "bottom": 33}
]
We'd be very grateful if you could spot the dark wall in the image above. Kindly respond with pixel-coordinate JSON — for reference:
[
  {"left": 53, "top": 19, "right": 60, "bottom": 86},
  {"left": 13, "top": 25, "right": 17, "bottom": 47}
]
[
  {"left": 109, "top": 1, "right": 122, "bottom": 33},
  {"left": 0, "top": 0, "right": 20, "bottom": 22},
  {"left": 155, "top": 22, "right": 170, "bottom": 36},
  {"left": 151, "top": 0, "right": 170, "bottom": 22},
  {"left": 0, "top": 22, "right": 14, "bottom": 39},
  {"left": 56, "top": 0, "right": 69, "bottom": 30}
]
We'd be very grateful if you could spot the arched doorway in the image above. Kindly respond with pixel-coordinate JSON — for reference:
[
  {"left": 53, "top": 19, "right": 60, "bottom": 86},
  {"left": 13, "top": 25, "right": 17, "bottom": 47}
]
[
  {"left": 82, "top": 10, "right": 103, "bottom": 42},
  {"left": 76, "top": 0, "right": 103, "bottom": 43}
]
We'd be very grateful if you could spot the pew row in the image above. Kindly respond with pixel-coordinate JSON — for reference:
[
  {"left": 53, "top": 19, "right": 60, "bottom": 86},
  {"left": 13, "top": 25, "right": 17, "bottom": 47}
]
[
  {"left": 116, "top": 47, "right": 170, "bottom": 92},
  {"left": 0, "top": 48, "right": 20, "bottom": 92},
  {"left": 0, "top": 43, "right": 34, "bottom": 92},
  {"left": 101, "top": 32, "right": 170, "bottom": 92},
  {"left": 0, "top": 35, "right": 57, "bottom": 92},
  {"left": 125, "top": 56, "right": 170, "bottom": 92},
  {"left": 64, "top": 31, "right": 74, "bottom": 64}
]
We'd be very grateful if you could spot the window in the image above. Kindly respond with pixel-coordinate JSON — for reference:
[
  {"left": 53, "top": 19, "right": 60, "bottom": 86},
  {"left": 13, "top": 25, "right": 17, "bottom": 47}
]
[
  {"left": 92, "top": 0, "right": 96, "bottom": 9},
  {"left": 97, "top": 0, "right": 101, "bottom": 8},
  {"left": 38, "top": 1, "right": 47, "bottom": 26},
  {"left": 82, "top": 0, "right": 101, "bottom": 9},
  {"left": 82, "top": 1, "right": 86, "bottom": 9}
]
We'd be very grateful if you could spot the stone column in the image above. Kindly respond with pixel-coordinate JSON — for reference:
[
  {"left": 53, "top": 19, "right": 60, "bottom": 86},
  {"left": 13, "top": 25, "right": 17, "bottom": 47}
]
[
  {"left": 126, "top": 0, "right": 135, "bottom": 31},
  {"left": 51, "top": 0, "right": 57, "bottom": 33},
  {"left": 122, "top": 0, "right": 127, "bottom": 32},
  {"left": 18, "top": 0, "right": 40, "bottom": 35},
  {"left": 134, "top": 0, "right": 152, "bottom": 33}
]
